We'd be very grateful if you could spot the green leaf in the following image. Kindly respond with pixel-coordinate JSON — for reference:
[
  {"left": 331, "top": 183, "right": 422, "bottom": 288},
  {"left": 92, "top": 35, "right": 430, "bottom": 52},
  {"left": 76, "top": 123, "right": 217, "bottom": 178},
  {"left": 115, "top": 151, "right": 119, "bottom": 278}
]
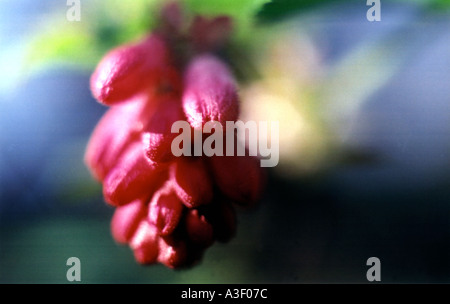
[
  {"left": 429, "top": 0, "right": 450, "bottom": 10},
  {"left": 257, "top": 0, "right": 450, "bottom": 23},
  {"left": 184, "top": 0, "right": 270, "bottom": 16},
  {"left": 26, "top": 23, "right": 101, "bottom": 69},
  {"left": 257, "top": 0, "right": 348, "bottom": 23},
  {"left": 26, "top": 0, "right": 161, "bottom": 70}
]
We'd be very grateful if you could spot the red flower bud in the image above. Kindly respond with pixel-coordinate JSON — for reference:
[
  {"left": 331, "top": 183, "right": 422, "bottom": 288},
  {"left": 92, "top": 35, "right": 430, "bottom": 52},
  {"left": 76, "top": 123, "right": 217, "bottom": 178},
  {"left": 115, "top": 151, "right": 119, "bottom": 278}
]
[
  {"left": 130, "top": 220, "right": 159, "bottom": 265},
  {"left": 111, "top": 199, "right": 148, "bottom": 244},
  {"left": 142, "top": 94, "right": 186, "bottom": 163},
  {"left": 157, "top": 235, "right": 188, "bottom": 269},
  {"left": 148, "top": 183, "right": 184, "bottom": 236},
  {"left": 209, "top": 152, "right": 265, "bottom": 206},
  {"left": 90, "top": 34, "right": 170, "bottom": 105},
  {"left": 185, "top": 209, "right": 214, "bottom": 247},
  {"left": 85, "top": 3, "right": 266, "bottom": 269},
  {"left": 84, "top": 97, "right": 159, "bottom": 181},
  {"left": 182, "top": 54, "right": 239, "bottom": 130},
  {"left": 103, "top": 142, "right": 167, "bottom": 206},
  {"left": 170, "top": 157, "right": 213, "bottom": 208}
]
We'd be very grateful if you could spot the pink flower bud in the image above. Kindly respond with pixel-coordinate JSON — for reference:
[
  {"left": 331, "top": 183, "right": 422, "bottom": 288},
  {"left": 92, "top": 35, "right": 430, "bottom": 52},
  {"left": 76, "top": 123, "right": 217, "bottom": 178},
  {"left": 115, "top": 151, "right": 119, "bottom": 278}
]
[
  {"left": 182, "top": 54, "right": 239, "bottom": 130},
  {"left": 157, "top": 235, "right": 188, "bottom": 269},
  {"left": 90, "top": 34, "right": 170, "bottom": 105},
  {"left": 142, "top": 94, "right": 186, "bottom": 163},
  {"left": 103, "top": 142, "right": 168, "bottom": 206},
  {"left": 169, "top": 157, "right": 213, "bottom": 208},
  {"left": 130, "top": 220, "right": 159, "bottom": 265},
  {"left": 148, "top": 183, "right": 184, "bottom": 236},
  {"left": 209, "top": 153, "right": 265, "bottom": 206},
  {"left": 84, "top": 97, "right": 158, "bottom": 181},
  {"left": 111, "top": 199, "right": 147, "bottom": 244},
  {"left": 185, "top": 209, "right": 214, "bottom": 247}
]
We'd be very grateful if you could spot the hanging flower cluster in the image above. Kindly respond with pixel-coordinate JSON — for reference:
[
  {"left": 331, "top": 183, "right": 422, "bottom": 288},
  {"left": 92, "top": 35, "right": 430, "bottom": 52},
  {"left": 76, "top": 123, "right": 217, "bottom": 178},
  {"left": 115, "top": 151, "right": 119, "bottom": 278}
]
[{"left": 85, "top": 2, "right": 265, "bottom": 269}]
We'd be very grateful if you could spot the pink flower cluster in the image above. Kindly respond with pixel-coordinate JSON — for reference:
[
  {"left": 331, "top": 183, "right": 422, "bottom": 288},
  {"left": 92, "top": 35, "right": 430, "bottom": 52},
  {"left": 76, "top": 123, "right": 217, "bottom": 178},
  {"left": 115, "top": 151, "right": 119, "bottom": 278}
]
[{"left": 85, "top": 3, "right": 265, "bottom": 269}]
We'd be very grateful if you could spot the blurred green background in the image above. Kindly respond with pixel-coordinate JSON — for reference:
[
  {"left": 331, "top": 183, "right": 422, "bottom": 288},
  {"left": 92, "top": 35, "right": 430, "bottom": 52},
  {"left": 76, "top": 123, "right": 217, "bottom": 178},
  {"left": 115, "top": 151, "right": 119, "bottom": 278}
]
[{"left": 1, "top": 0, "right": 450, "bottom": 283}]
